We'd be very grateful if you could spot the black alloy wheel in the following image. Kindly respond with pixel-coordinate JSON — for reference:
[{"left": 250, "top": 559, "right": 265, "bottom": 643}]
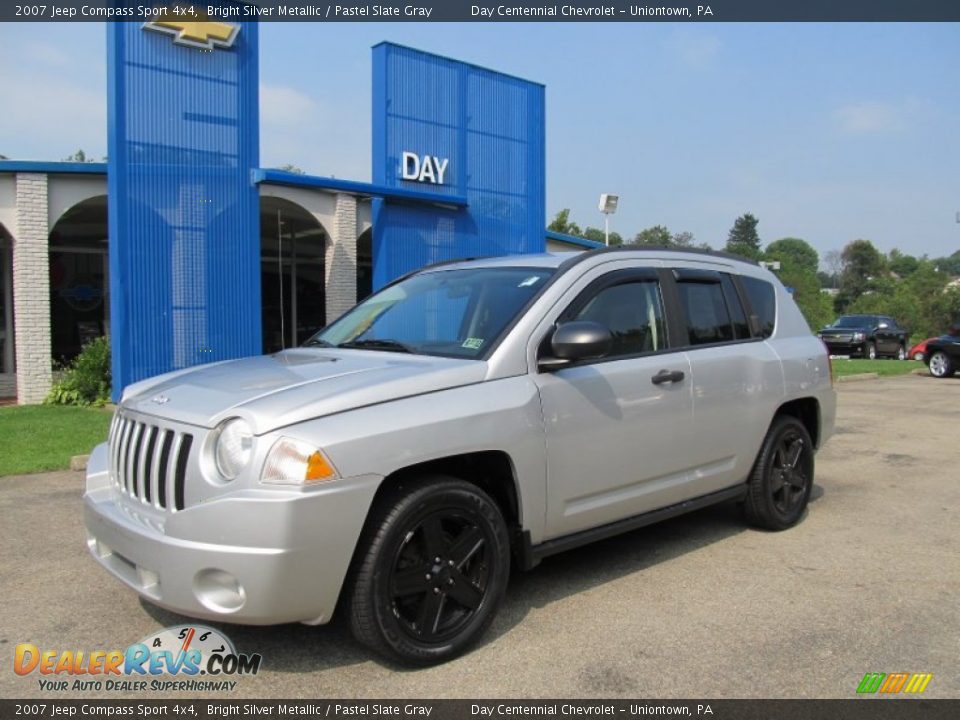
[
  {"left": 348, "top": 476, "right": 510, "bottom": 665},
  {"left": 744, "top": 416, "right": 815, "bottom": 531}
]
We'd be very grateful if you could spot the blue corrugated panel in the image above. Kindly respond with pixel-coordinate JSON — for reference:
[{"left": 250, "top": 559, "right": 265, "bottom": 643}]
[
  {"left": 371, "top": 43, "right": 546, "bottom": 290},
  {"left": 107, "top": 17, "right": 260, "bottom": 400}
]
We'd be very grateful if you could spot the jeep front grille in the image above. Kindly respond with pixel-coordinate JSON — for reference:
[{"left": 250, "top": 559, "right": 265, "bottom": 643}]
[{"left": 108, "top": 413, "right": 194, "bottom": 511}]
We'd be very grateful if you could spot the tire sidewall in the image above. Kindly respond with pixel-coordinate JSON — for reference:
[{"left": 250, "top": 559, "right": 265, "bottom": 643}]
[
  {"left": 750, "top": 418, "right": 814, "bottom": 530},
  {"left": 865, "top": 342, "right": 877, "bottom": 360},
  {"left": 364, "top": 481, "right": 510, "bottom": 664},
  {"left": 929, "top": 351, "right": 952, "bottom": 378}
]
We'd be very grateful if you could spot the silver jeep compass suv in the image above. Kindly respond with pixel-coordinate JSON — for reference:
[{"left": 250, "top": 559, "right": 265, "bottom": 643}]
[{"left": 84, "top": 248, "right": 835, "bottom": 665}]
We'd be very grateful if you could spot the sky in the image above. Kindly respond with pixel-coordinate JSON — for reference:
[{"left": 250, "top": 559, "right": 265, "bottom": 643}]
[{"left": 1, "top": 21, "right": 958, "bottom": 260}]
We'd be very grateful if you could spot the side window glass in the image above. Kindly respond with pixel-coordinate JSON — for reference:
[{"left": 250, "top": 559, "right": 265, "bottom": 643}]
[
  {"left": 573, "top": 280, "right": 667, "bottom": 358},
  {"left": 740, "top": 276, "right": 776, "bottom": 338},
  {"left": 676, "top": 281, "right": 734, "bottom": 346},
  {"left": 721, "top": 275, "right": 750, "bottom": 340}
]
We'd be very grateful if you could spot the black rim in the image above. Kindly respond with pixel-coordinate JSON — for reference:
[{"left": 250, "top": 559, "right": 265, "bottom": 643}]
[
  {"left": 770, "top": 431, "right": 810, "bottom": 515},
  {"left": 388, "top": 509, "right": 491, "bottom": 644}
]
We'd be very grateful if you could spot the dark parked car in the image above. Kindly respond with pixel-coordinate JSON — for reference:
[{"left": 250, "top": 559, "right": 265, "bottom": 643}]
[
  {"left": 818, "top": 315, "right": 909, "bottom": 360},
  {"left": 924, "top": 325, "right": 960, "bottom": 378}
]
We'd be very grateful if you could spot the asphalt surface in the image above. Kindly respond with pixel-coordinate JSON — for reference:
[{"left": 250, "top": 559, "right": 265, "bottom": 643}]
[{"left": 1, "top": 373, "right": 957, "bottom": 699}]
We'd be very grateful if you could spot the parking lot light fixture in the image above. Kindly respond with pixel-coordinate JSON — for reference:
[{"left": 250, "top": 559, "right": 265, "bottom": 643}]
[{"left": 599, "top": 194, "right": 619, "bottom": 246}]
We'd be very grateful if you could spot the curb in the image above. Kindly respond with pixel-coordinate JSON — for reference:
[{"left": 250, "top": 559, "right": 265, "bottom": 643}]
[
  {"left": 70, "top": 455, "right": 89, "bottom": 472},
  {"left": 835, "top": 372, "right": 880, "bottom": 383}
]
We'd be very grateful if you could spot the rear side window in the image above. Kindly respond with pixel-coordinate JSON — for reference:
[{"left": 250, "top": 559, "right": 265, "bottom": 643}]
[
  {"left": 676, "top": 281, "right": 734, "bottom": 346},
  {"left": 741, "top": 277, "right": 776, "bottom": 338},
  {"left": 721, "top": 275, "right": 751, "bottom": 340}
]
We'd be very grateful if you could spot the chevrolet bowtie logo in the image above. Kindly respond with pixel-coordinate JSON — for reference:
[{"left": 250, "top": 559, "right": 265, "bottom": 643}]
[{"left": 143, "top": 20, "right": 239, "bottom": 51}]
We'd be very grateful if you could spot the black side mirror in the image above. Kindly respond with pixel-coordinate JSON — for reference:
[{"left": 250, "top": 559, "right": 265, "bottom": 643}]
[{"left": 539, "top": 321, "right": 612, "bottom": 370}]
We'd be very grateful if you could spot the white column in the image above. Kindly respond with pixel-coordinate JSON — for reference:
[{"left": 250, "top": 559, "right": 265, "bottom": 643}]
[
  {"left": 325, "top": 193, "right": 358, "bottom": 324},
  {"left": 13, "top": 173, "right": 52, "bottom": 404}
]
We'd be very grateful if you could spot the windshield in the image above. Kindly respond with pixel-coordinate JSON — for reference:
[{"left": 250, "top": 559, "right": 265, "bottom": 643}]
[
  {"left": 833, "top": 315, "right": 875, "bottom": 328},
  {"left": 308, "top": 266, "right": 555, "bottom": 359}
]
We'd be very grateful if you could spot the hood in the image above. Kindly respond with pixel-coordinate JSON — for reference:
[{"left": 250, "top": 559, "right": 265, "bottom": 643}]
[
  {"left": 820, "top": 325, "right": 869, "bottom": 334},
  {"left": 121, "top": 349, "right": 488, "bottom": 434}
]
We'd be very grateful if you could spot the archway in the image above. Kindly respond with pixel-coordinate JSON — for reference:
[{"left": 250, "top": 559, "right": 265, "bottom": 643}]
[
  {"left": 48, "top": 195, "right": 109, "bottom": 365},
  {"left": 260, "top": 197, "right": 328, "bottom": 353},
  {"left": 357, "top": 227, "right": 373, "bottom": 302}
]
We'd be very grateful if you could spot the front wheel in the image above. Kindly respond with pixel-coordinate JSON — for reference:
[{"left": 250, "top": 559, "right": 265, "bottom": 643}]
[
  {"left": 348, "top": 476, "right": 510, "bottom": 666},
  {"left": 744, "top": 416, "right": 815, "bottom": 531},
  {"left": 929, "top": 351, "right": 955, "bottom": 379},
  {"left": 864, "top": 342, "right": 877, "bottom": 360}
]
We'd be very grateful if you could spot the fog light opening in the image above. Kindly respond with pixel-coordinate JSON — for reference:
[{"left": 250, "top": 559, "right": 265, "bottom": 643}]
[{"left": 193, "top": 568, "right": 246, "bottom": 613}]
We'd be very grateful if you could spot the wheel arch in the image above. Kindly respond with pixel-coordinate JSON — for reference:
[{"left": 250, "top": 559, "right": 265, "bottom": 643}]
[{"left": 774, "top": 397, "right": 820, "bottom": 449}]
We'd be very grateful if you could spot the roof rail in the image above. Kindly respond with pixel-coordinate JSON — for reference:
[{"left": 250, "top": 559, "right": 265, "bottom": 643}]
[{"left": 584, "top": 244, "right": 761, "bottom": 266}]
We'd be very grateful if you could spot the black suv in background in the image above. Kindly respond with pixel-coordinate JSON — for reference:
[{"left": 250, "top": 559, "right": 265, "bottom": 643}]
[{"left": 818, "top": 315, "right": 910, "bottom": 360}]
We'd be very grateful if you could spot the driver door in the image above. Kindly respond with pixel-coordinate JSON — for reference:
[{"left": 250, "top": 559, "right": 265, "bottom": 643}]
[{"left": 533, "top": 268, "right": 694, "bottom": 540}]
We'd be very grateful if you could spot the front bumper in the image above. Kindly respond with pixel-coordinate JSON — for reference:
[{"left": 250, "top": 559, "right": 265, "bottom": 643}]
[
  {"left": 83, "top": 442, "right": 380, "bottom": 625},
  {"left": 822, "top": 341, "right": 866, "bottom": 356}
]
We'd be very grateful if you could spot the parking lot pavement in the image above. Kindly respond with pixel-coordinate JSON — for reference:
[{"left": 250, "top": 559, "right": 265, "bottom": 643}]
[{"left": 1, "top": 373, "right": 957, "bottom": 700}]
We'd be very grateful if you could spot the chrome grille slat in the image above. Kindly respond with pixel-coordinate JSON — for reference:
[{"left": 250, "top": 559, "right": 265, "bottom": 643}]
[
  {"left": 167, "top": 433, "right": 184, "bottom": 513},
  {"left": 106, "top": 413, "right": 194, "bottom": 512}
]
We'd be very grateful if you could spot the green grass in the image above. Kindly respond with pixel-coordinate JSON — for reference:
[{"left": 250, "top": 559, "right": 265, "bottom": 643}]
[
  {"left": 830, "top": 358, "right": 923, "bottom": 378},
  {"left": 0, "top": 405, "right": 113, "bottom": 476}
]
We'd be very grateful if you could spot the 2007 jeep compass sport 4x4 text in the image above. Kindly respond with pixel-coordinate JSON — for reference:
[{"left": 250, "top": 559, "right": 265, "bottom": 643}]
[{"left": 85, "top": 247, "right": 835, "bottom": 665}]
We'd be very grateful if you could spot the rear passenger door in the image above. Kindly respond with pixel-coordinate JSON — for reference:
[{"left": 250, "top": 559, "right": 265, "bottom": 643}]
[
  {"left": 535, "top": 267, "right": 695, "bottom": 539},
  {"left": 664, "top": 267, "right": 783, "bottom": 494}
]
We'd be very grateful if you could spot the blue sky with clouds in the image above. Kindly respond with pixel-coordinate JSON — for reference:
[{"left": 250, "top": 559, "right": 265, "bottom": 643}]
[{"left": 1, "top": 21, "right": 958, "bottom": 259}]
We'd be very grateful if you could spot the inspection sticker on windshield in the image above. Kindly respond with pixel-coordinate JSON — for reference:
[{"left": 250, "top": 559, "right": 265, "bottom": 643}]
[
  {"left": 518, "top": 276, "right": 541, "bottom": 287},
  {"left": 462, "top": 338, "right": 485, "bottom": 350}
]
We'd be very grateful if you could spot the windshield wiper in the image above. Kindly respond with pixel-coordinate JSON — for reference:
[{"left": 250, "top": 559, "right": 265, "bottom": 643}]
[
  {"left": 302, "top": 338, "right": 335, "bottom": 348},
  {"left": 337, "top": 339, "right": 415, "bottom": 354}
]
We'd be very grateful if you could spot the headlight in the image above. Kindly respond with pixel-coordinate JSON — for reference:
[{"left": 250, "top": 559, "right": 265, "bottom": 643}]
[
  {"left": 212, "top": 418, "right": 254, "bottom": 480},
  {"left": 852, "top": 332, "right": 865, "bottom": 342},
  {"left": 261, "top": 438, "right": 338, "bottom": 485}
]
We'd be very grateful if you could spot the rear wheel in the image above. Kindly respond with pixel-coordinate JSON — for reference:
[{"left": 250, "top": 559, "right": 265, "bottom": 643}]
[
  {"left": 929, "top": 351, "right": 955, "bottom": 379},
  {"left": 744, "top": 416, "right": 815, "bottom": 531},
  {"left": 896, "top": 344, "right": 907, "bottom": 361},
  {"left": 348, "top": 476, "right": 510, "bottom": 666}
]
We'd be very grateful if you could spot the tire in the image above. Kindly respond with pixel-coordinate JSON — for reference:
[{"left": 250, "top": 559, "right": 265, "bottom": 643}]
[
  {"left": 347, "top": 476, "right": 510, "bottom": 666},
  {"left": 744, "top": 416, "right": 815, "bottom": 531},
  {"left": 928, "top": 351, "right": 955, "bottom": 379},
  {"left": 864, "top": 342, "right": 877, "bottom": 360},
  {"left": 896, "top": 344, "right": 907, "bottom": 361}
]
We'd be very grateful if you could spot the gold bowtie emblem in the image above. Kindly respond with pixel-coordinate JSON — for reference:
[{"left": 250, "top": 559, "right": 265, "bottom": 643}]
[{"left": 143, "top": 20, "right": 239, "bottom": 51}]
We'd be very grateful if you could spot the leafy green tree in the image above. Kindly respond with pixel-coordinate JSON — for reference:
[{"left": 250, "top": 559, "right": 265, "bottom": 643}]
[
  {"left": 548, "top": 208, "right": 582, "bottom": 236},
  {"left": 278, "top": 164, "right": 305, "bottom": 174},
  {"left": 888, "top": 249, "right": 920, "bottom": 278},
  {"left": 765, "top": 237, "right": 819, "bottom": 275},
  {"left": 583, "top": 227, "right": 623, "bottom": 246},
  {"left": 724, "top": 213, "right": 762, "bottom": 260},
  {"left": 932, "top": 250, "right": 960, "bottom": 277},
  {"left": 633, "top": 225, "right": 673, "bottom": 247},
  {"left": 836, "top": 239, "right": 887, "bottom": 311}
]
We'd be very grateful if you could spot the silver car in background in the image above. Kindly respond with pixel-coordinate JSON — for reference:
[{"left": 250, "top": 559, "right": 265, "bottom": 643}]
[{"left": 84, "top": 247, "right": 835, "bottom": 665}]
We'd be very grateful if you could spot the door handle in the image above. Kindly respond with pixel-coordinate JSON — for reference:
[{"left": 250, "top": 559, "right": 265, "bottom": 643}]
[{"left": 651, "top": 369, "right": 685, "bottom": 385}]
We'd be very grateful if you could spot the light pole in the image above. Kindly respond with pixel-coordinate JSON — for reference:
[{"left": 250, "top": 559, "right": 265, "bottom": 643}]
[{"left": 598, "top": 194, "right": 619, "bottom": 246}]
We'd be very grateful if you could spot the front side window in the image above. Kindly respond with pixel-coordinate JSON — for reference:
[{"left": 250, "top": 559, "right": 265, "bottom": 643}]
[
  {"left": 310, "top": 266, "right": 554, "bottom": 359},
  {"left": 572, "top": 280, "right": 667, "bottom": 358},
  {"left": 676, "top": 281, "right": 734, "bottom": 346}
]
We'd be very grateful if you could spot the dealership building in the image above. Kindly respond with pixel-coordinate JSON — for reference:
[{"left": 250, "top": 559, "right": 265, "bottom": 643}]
[{"left": 0, "top": 20, "right": 597, "bottom": 404}]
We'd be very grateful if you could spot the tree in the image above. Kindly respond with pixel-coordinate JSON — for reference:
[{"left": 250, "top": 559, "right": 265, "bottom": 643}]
[
  {"left": 820, "top": 250, "right": 843, "bottom": 289},
  {"left": 932, "top": 250, "right": 960, "bottom": 277},
  {"left": 835, "top": 239, "right": 887, "bottom": 310},
  {"left": 62, "top": 149, "right": 96, "bottom": 163},
  {"left": 632, "top": 225, "right": 672, "bottom": 247},
  {"left": 725, "top": 213, "right": 762, "bottom": 260},
  {"left": 764, "top": 237, "right": 819, "bottom": 275},
  {"left": 582, "top": 227, "right": 623, "bottom": 246},
  {"left": 548, "top": 208, "right": 582, "bottom": 236},
  {"left": 888, "top": 249, "right": 920, "bottom": 278},
  {"left": 278, "top": 164, "right": 305, "bottom": 175}
]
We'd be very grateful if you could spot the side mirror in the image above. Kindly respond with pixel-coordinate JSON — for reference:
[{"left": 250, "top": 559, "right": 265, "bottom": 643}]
[{"left": 539, "top": 321, "right": 612, "bottom": 370}]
